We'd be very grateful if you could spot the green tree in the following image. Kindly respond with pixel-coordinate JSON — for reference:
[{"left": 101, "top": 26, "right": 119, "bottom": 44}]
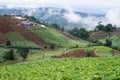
[
  {"left": 51, "top": 23, "right": 61, "bottom": 30},
  {"left": 62, "top": 26, "right": 65, "bottom": 32},
  {"left": 95, "top": 24, "right": 104, "bottom": 31},
  {"left": 21, "top": 48, "right": 29, "bottom": 61},
  {"left": 104, "top": 23, "right": 113, "bottom": 32},
  {"left": 6, "top": 41, "right": 11, "bottom": 46},
  {"left": 3, "top": 49, "right": 15, "bottom": 60},
  {"left": 105, "top": 38, "right": 112, "bottom": 47},
  {"left": 79, "top": 28, "right": 89, "bottom": 40}
]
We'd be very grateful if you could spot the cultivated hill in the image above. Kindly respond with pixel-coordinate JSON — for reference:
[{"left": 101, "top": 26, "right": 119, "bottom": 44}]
[
  {"left": 0, "top": 16, "right": 47, "bottom": 46},
  {"left": 90, "top": 29, "right": 120, "bottom": 39},
  {"left": 0, "top": 16, "right": 88, "bottom": 48}
]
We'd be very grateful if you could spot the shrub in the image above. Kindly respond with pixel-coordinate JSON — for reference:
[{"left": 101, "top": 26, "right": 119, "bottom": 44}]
[
  {"left": 3, "top": 49, "right": 15, "bottom": 61},
  {"left": 6, "top": 41, "right": 11, "bottom": 46},
  {"left": 85, "top": 50, "right": 92, "bottom": 57},
  {"left": 20, "top": 48, "right": 29, "bottom": 61},
  {"left": 50, "top": 44, "right": 55, "bottom": 50}
]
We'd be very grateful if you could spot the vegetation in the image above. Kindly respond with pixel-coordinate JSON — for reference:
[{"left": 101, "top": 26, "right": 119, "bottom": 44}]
[
  {"left": 29, "top": 27, "right": 87, "bottom": 48},
  {"left": 5, "top": 31, "right": 26, "bottom": 41},
  {"left": 0, "top": 48, "right": 9, "bottom": 62},
  {"left": 3, "top": 49, "right": 15, "bottom": 60},
  {"left": 18, "top": 48, "right": 29, "bottom": 61},
  {"left": 68, "top": 27, "right": 89, "bottom": 40},
  {"left": 11, "top": 41, "right": 40, "bottom": 48},
  {"left": 0, "top": 57, "right": 120, "bottom": 80},
  {"left": 95, "top": 23, "right": 116, "bottom": 32}
]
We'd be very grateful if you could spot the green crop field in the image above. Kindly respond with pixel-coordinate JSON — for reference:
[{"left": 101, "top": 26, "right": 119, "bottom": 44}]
[
  {"left": 5, "top": 31, "right": 26, "bottom": 41},
  {"left": 0, "top": 57, "right": 120, "bottom": 80},
  {"left": 11, "top": 41, "right": 40, "bottom": 48},
  {"left": 29, "top": 27, "right": 87, "bottom": 48}
]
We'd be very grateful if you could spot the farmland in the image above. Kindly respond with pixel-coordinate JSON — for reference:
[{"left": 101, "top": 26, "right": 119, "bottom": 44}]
[
  {"left": 5, "top": 31, "right": 26, "bottom": 41},
  {"left": 0, "top": 15, "right": 120, "bottom": 80},
  {"left": 29, "top": 28, "right": 87, "bottom": 48},
  {"left": 0, "top": 57, "right": 120, "bottom": 80}
]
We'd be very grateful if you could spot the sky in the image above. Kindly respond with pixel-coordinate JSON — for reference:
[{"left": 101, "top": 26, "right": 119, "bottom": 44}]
[
  {"left": 0, "top": 0, "right": 120, "bottom": 12},
  {"left": 1, "top": 0, "right": 120, "bottom": 29}
]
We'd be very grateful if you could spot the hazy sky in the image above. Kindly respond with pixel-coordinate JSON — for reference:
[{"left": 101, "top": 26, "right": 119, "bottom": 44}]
[{"left": 0, "top": 0, "right": 120, "bottom": 10}]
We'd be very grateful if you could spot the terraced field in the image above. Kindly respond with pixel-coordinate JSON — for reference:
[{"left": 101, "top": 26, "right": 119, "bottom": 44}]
[{"left": 29, "top": 28, "right": 87, "bottom": 48}]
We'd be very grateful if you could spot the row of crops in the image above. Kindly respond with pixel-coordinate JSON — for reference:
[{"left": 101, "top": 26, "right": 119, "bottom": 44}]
[
  {"left": 0, "top": 57, "right": 120, "bottom": 80},
  {"left": 29, "top": 27, "right": 87, "bottom": 48}
]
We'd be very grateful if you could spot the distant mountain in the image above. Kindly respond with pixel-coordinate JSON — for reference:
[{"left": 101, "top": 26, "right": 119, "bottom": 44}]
[{"left": 0, "top": 7, "right": 104, "bottom": 29}]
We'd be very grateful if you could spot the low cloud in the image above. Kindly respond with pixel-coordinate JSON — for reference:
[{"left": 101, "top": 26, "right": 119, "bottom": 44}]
[
  {"left": 63, "top": 6, "right": 82, "bottom": 23},
  {"left": 22, "top": 6, "right": 120, "bottom": 30},
  {"left": 63, "top": 7, "right": 120, "bottom": 30}
]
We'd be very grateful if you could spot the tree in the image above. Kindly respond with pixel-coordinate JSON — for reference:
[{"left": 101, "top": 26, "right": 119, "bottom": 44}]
[
  {"left": 6, "top": 41, "right": 11, "bottom": 46},
  {"left": 51, "top": 23, "right": 61, "bottom": 30},
  {"left": 104, "top": 23, "right": 113, "bottom": 32},
  {"left": 50, "top": 43, "right": 55, "bottom": 50},
  {"left": 3, "top": 49, "right": 15, "bottom": 60},
  {"left": 62, "top": 26, "right": 65, "bottom": 32},
  {"left": 105, "top": 38, "right": 112, "bottom": 47},
  {"left": 68, "top": 27, "right": 89, "bottom": 40},
  {"left": 95, "top": 24, "right": 104, "bottom": 31},
  {"left": 22, "top": 48, "right": 29, "bottom": 61},
  {"left": 95, "top": 21, "right": 104, "bottom": 31},
  {"left": 18, "top": 48, "right": 29, "bottom": 61},
  {"left": 79, "top": 28, "right": 89, "bottom": 40}
]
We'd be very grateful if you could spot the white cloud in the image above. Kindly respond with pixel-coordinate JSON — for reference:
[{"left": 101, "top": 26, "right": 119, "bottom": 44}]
[
  {"left": 1, "top": 0, "right": 120, "bottom": 10},
  {"left": 105, "top": 9, "right": 120, "bottom": 26},
  {"left": 63, "top": 6, "right": 82, "bottom": 23},
  {"left": 63, "top": 8, "right": 120, "bottom": 30},
  {"left": 1, "top": 0, "right": 120, "bottom": 30}
]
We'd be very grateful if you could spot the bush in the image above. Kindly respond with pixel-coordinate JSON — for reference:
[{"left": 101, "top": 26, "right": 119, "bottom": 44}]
[
  {"left": 85, "top": 50, "right": 92, "bottom": 57},
  {"left": 20, "top": 48, "right": 29, "bottom": 61},
  {"left": 6, "top": 41, "right": 11, "bottom": 46},
  {"left": 50, "top": 44, "right": 55, "bottom": 50},
  {"left": 3, "top": 49, "right": 15, "bottom": 61}
]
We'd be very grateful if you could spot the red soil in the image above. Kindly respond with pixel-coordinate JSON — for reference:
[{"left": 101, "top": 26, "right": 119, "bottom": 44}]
[
  {"left": 52, "top": 50, "right": 98, "bottom": 58},
  {"left": 0, "top": 31, "right": 8, "bottom": 44},
  {"left": 18, "top": 29, "right": 47, "bottom": 46},
  {"left": 90, "top": 29, "right": 120, "bottom": 39},
  {"left": 0, "top": 16, "right": 16, "bottom": 34},
  {"left": 0, "top": 16, "right": 47, "bottom": 46}
]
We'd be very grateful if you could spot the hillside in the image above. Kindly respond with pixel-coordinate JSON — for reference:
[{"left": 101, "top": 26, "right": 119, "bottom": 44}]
[
  {"left": 0, "top": 16, "right": 47, "bottom": 46},
  {"left": 0, "top": 7, "right": 104, "bottom": 29},
  {"left": 90, "top": 29, "right": 120, "bottom": 39},
  {"left": 0, "top": 16, "right": 88, "bottom": 48},
  {"left": 29, "top": 27, "right": 87, "bottom": 48}
]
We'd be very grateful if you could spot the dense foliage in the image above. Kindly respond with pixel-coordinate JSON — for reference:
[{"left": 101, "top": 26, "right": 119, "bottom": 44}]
[
  {"left": 68, "top": 27, "right": 89, "bottom": 40},
  {"left": 0, "top": 57, "right": 120, "bottom": 80},
  {"left": 95, "top": 23, "right": 116, "bottom": 32}
]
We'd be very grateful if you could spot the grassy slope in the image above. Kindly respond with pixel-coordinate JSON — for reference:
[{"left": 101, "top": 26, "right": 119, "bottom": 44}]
[
  {"left": 4, "top": 31, "right": 40, "bottom": 48},
  {"left": 0, "top": 57, "right": 120, "bottom": 80},
  {"left": 98, "top": 35, "right": 120, "bottom": 49},
  {"left": 29, "top": 28, "right": 87, "bottom": 48},
  {"left": 28, "top": 45, "right": 115, "bottom": 61},
  {"left": 5, "top": 31, "right": 26, "bottom": 41}
]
